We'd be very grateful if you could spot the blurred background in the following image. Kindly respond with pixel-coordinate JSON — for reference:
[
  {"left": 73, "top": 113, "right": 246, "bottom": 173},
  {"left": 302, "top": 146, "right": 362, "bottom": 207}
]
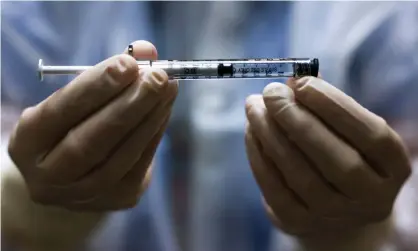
[{"left": 2, "top": 1, "right": 417, "bottom": 251}]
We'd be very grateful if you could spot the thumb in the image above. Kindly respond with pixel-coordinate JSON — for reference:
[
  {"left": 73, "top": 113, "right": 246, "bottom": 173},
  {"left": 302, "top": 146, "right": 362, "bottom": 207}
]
[{"left": 262, "top": 82, "right": 296, "bottom": 115}]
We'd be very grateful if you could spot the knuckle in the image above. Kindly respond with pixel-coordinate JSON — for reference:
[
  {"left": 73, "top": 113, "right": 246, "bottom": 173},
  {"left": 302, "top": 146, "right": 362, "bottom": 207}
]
[
  {"left": 264, "top": 199, "right": 311, "bottom": 235},
  {"left": 152, "top": 68, "right": 169, "bottom": 82},
  {"left": 364, "top": 120, "right": 411, "bottom": 181},
  {"left": 28, "top": 185, "right": 54, "bottom": 205},
  {"left": 71, "top": 183, "right": 100, "bottom": 201},
  {"left": 389, "top": 127, "right": 405, "bottom": 147},
  {"left": 124, "top": 80, "right": 143, "bottom": 103},
  {"left": 280, "top": 225, "right": 305, "bottom": 236},
  {"left": 20, "top": 107, "right": 36, "bottom": 123},
  {"left": 164, "top": 79, "right": 178, "bottom": 97},
  {"left": 343, "top": 156, "right": 365, "bottom": 180},
  {"left": 125, "top": 197, "right": 141, "bottom": 209},
  {"left": 369, "top": 118, "right": 391, "bottom": 145},
  {"left": 296, "top": 174, "right": 316, "bottom": 193},
  {"left": 322, "top": 195, "right": 345, "bottom": 216},
  {"left": 369, "top": 205, "right": 392, "bottom": 222},
  {"left": 245, "top": 121, "right": 252, "bottom": 134},
  {"left": 14, "top": 107, "right": 36, "bottom": 136},
  {"left": 269, "top": 101, "right": 295, "bottom": 119},
  {"left": 89, "top": 172, "right": 123, "bottom": 193},
  {"left": 101, "top": 58, "right": 137, "bottom": 88},
  {"left": 117, "top": 195, "right": 141, "bottom": 210},
  {"left": 267, "top": 194, "right": 290, "bottom": 212},
  {"left": 388, "top": 129, "right": 412, "bottom": 181},
  {"left": 293, "top": 179, "right": 326, "bottom": 212},
  {"left": 279, "top": 218, "right": 311, "bottom": 236},
  {"left": 114, "top": 54, "right": 138, "bottom": 72},
  {"left": 402, "top": 163, "right": 412, "bottom": 181},
  {"left": 295, "top": 113, "right": 316, "bottom": 136},
  {"left": 7, "top": 107, "right": 45, "bottom": 167},
  {"left": 267, "top": 202, "right": 310, "bottom": 235},
  {"left": 310, "top": 195, "right": 334, "bottom": 214},
  {"left": 140, "top": 74, "right": 167, "bottom": 94},
  {"left": 65, "top": 140, "right": 83, "bottom": 159},
  {"left": 64, "top": 130, "right": 90, "bottom": 161},
  {"left": 7, "top": 134, "right": 19, "bottom": 161}
]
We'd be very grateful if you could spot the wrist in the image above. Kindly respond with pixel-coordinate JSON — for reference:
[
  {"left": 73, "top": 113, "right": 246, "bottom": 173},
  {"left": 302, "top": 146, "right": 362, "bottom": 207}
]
[
  {"left": 277, "top": 216, "right": 394, "bottom": 251},
  {"left": 1, "top": 153, "right": 107, "bottom": 250}
]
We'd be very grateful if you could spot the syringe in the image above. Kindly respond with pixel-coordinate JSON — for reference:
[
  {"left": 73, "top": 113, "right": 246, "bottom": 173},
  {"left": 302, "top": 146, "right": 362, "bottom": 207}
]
[{"left": 38, "top": 57, "right": 319, "bottom": 81}]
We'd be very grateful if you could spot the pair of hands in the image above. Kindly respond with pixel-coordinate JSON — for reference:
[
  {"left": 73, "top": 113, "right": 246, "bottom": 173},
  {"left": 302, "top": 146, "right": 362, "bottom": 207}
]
[{"left": 8, "top": 40, "right": 411, "bottom": 237}]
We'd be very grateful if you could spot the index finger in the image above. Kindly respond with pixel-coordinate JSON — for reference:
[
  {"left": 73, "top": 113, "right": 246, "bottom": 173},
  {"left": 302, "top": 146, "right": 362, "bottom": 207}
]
[
  {"left": 287, "top": 77, "right": 410, "bottom": 180},
  {"left": 12, "top": 41, "right": 158, "bottom": 159}
]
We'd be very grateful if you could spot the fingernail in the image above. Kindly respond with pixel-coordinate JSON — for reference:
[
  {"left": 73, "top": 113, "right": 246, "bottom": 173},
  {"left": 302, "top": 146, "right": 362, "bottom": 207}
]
[
  {"left": 152, "top": 71, "right": 165, "bottom": 82},
  {"left": 115, "top": 58, "right": 128, "bottom": 73},
  {"left": 144, "top": 69, "right": 168, "bottom": 92},
  {"left": 112, "top": 55, "right": 136, "bottom": 74},
  {"left": 263, "top": 82, "right": 294, "bottom": 100},
  {"left": 104, "top": 55, "right": 137, "bottom": 86}
]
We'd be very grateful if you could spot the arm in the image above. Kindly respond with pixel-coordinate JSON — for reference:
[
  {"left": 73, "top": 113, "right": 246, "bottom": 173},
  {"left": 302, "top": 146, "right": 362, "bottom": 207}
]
[{"left": 1, "top": 137, "right": 106, "bottom": 251}]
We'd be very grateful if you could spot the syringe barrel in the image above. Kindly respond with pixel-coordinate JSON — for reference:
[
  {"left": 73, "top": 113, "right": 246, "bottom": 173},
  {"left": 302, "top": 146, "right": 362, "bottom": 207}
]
[
  {"left": 146, "top": 58, "right": 319, "bottom": 79},
  {"left": 38, "top": 58, "right": 319, "bottom": 81}
]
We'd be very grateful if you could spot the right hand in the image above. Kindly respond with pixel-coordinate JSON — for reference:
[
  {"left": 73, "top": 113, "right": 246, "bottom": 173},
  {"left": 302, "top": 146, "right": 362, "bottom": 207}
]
[{"left": 8, "top": 40, "right": 178, "bottom": 211}]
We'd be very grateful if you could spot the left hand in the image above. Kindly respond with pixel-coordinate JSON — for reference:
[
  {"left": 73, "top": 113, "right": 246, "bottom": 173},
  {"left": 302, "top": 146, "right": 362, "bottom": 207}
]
[{"left": 245, "top": 76, "right": 411, "bottom": 237}]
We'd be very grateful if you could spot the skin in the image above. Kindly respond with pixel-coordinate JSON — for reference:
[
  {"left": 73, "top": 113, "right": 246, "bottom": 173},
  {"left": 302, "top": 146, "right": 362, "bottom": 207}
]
[
  {"left": 245, "top": 77, "right": 411, "bottom": 244},
  {"left": 4, "top": 40, "right": 413, "bottom": 250},
  {"left": 8, "top": 40, "right": 179, "bottom": 211}
]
